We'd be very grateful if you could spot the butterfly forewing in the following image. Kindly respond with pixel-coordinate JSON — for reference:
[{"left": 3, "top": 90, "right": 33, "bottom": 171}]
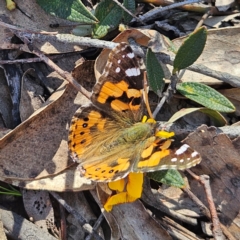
[
  {"left": 92, "top": 43, "right": 144, "bottom": 122},
  {"left": 69, "top": 105, "right": 137, "bottom": 182}
]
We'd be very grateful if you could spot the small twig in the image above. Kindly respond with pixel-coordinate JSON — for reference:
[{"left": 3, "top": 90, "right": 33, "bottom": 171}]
[
  {"left": 0, "top": 52, "right": 81, "bottom": 65},
  {"left": 157, "top": 52, "right": 240, "bottom": 88},
  {"left": 112, "top": 0, "right": 146, "bottom": 25},
  {"left": 0, "top": 20, "right": 57, "bottom": 35},
  {"left": 183, "top": 186, "right": 236, "bottom": 240},
  {"left": 195, "top": 10, "right": 211, "bottom": 29},
  {"left": 49, "top": 192, "right": 103, "bottom": 240},
  {"left": 137, "top": 0, "right": 203, "bottom": 23},
  {"left": 152, "top": 74, "right": 178, "bottom": 117},
  {"left": 85, "top": 213, "right": 105, "bottom": 240},
  {"left": 59, "top": 204, "right": 67, "bottom": 240},
  {"left": 199, "top": 175, "right": 224, "bottom": 240},
  {"left": 0, "top": 20, "right": 117, "bottom": 50},
  {"left": 13, "top": 30, "right": 91, "bottom": 99},
  {"left": 186, "top": 170, "right": 232, "bottom": 240},
  {"left": 155, "top": 21, "right": 185, "bottom": 37},
  {"left": 152, "top": 95, "right": 166, "bottom": 118}
]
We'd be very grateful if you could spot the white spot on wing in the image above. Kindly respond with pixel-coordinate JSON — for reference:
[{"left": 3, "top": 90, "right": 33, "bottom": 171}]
[
  {"left": 180, "top": 159, "right": 184, "bottom": 163},
  {"left": 191, "top": 151, "right": 198, "bottom": 158},
  {"left": 118, "top": 59, "right": 121, "bottom": 64},
  {"left": 116, "top": 67, "right": 120, "bottom": 73},
  {"left": 127, "top": 52, "right": 134, "bottom": 58},
  {"left": 171, "top": 158, "right": 177, "bottom": 162},
  {"left": 175, "top": 144, "right": 189, "bottom": 155},
  {"left": 122, "top": 55, "right": 126, "bottom": 58},
  {"left": 125, "top": 68, "right": 140, "bottom": 77}
]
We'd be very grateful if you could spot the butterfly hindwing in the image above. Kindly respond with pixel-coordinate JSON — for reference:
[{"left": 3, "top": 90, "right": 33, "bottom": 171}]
[{"left": 134, "top": 141, "right": 201, "bottom": 172}]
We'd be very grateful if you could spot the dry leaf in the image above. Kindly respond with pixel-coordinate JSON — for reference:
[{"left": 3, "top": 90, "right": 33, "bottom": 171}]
[
  {"left": 0, "top": 79, "right": 94, "bottom": 191},
  {"left": 22, "top": 190, "right": 55, "bottom": 233},
  {"left": 20, "top": 70, "right": 44, "bottom": 121},
  {"left": 92, "top": 189, "right": 172, "bottom": 240},
  {"left": 184, "top": 125, "right": 240, "bottom": 239},
  {"left": 0, "top": 0, "right": 84, "bottom": 53},
  {"left": 218, "top": 88, "right": 240, "bottom": 116}
]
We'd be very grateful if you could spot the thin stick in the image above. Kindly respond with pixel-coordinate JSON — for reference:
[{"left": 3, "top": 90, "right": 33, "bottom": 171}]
[
  {"left": 14, "top": 31, "right": 91, "bottom": 99},
  {"left": 199, "top": 175, "right": 224, "bottom": 240},
  {"left": 183, "top": 187, "right": 236, "bottom": 240},
  {"left": 137, "top": 0, "right": 203, "bottom": 22},
  {"left": 112, "top": 0, "right": 146, "bottom": 25},
  {"left": 85, "top": 213, "right": 105, "bottom": 240},
  {"left": 50, "top": 192, "right": 103, "bottom": 240},
  {"left": 186, "top": 170, "right": 235, "bottom": 240}
]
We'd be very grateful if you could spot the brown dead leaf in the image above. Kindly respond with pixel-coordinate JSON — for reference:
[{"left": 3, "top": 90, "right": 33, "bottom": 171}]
[
  {"left": 0, "top": 0, "right": 84, "bottom": 53},
  {"left": 0, "top": 66, "right": 14, "bottom": 129},
  {"left": 218, "top": 88, "right": 240, "bottom": 116},
  {"left": 92, "top": 188, "right": 172, "bottom": 240},
  {"left": 22, "top": 190, "right": 55, "bottom": 234},
  {"left": 20, "top": 70, "right": 44, "bottom": 122},
  {"left": 183, "top": 125, "right": 240, "bottom": 239},
  {"left": 64, "top": 192, "right": 104, "bottom": 239},
  {"left": 0, "top": 81, "right": 73, "bottom": 180},
  {"left": 0, "top": 78, "right": 95, "bottom": 191},
  {"left": 142, "top": 180, "right": 200, "bottom": 229},
  {"left": 72, "top": 60, "right": 95, "bottom": 91}
]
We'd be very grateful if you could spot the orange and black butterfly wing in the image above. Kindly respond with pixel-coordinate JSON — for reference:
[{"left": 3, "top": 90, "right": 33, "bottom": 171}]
[
  {"left": 134, "top": 139, "right": 201, "bottom": 172},
  {"left": 91, "top": 43, "right": 144, "bottom": 123},
  {"left": 68, "top": 105, "right": 137, "bottom": 182}
]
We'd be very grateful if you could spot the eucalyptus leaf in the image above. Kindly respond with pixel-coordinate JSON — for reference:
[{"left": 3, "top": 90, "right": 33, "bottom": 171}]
[
  {"left": 36, "top": 0, "right": 97, "bottom": 24},
  {"left": 147, "top": 169, "right": 185, "bottom": 188},
  {"left": 173, "top": 27, "right": 207, "bottom": 73},
  {"left": 146, "top": 48, "right": 165, "bottom": 96},
  {"left": 176, "top": 82, "right": 236, "bottom": 113}
]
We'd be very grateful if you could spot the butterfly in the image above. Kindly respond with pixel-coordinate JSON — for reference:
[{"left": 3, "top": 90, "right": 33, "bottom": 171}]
[{"left": 68, "top": 42, "right": 201, "bottom": 182}]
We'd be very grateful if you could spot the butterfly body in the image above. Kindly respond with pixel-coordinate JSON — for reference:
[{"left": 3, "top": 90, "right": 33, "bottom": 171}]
[{"left": 68, "top": 43, "right": 201, "bottom": 182}]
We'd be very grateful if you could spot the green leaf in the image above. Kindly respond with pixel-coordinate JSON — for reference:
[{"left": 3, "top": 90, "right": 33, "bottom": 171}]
[
  {"left": 123, "top": 0, "right": 136, "bottom": 23},
  {"left": 168, "top": 107, "right": 227, "bottom": 127},
  {"left": 93, "top": 0, "right": 135, "bottom": 38},
  {"left": 147, "top": 170, "right": 185, "bottom": 188},
  {"left": 173, "top": 27, "right": 207, "bottom": 73},
  {"left": 146, "top": 48, "right": 165, "bottom": 96},
  {"left": 36, "top": 0, "right": 98, "bottom": 24},
  {"left": 176, "top": 82, "right": 236, "bottom": 112}
]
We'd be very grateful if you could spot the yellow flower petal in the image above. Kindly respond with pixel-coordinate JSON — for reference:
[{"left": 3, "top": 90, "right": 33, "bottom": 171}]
[
  {"left": 127, "top": 172, "right": 143, "bottom": 199},
  {"left": 108, "top": 178, "right": 125, "bottom": 192},
  {"left": 155, "top": 130, "right": 175, "bottom": 138},
  {"left": 104, "top": 192, "right": 128, "bottom": 212},
  {"left": 104, "top": 173, "right": 144, "bottom": 211}
]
